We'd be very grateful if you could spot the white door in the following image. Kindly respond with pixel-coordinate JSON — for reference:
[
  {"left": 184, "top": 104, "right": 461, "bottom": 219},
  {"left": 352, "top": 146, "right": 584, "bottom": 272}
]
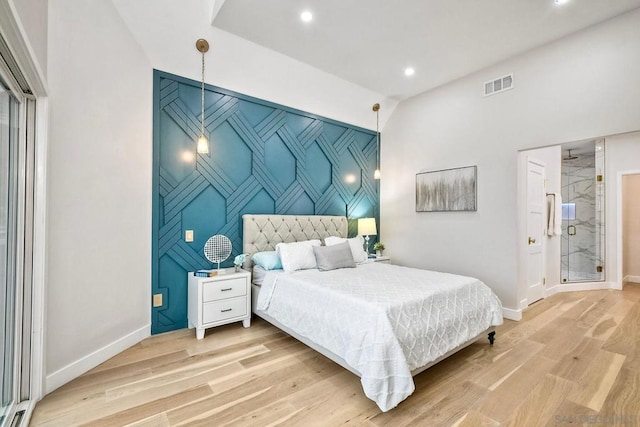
[{"left": 526, "top": 157, "right": 545, "bottom": 304}]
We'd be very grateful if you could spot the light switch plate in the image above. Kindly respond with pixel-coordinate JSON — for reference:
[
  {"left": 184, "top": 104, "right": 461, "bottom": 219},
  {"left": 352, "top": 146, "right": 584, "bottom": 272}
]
[
  {"left": 185, "top": 230, "right": 194, "bottom": 242},
  {"left": 153, "top": 293, "right": 163, "bottom": 307}
]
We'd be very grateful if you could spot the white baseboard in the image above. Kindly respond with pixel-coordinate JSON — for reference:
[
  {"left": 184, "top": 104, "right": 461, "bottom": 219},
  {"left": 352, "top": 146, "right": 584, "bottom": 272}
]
[
  {"left": 545, "top": 285, "right": 561, "bottom": 297},
  {"left": 45, "top": 324, "right": 150, "bottom": 394},
  {"left": 502, "top": 307, "right": 522, "bottom": 321},
  {"left": 624, "top": 275, "right": 640, "bottom": 284},
  {"left": 545, "top": 281, "right": 616, "bottom": 298}
]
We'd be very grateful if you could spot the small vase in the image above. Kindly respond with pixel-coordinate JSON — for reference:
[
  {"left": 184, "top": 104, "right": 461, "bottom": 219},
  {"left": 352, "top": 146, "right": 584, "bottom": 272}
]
[
  {"left": 376, "top": 250, "right": 383, "bottom": 258},
  {"left": 234, "top": 265, "right": 241, "bottom": 273}
]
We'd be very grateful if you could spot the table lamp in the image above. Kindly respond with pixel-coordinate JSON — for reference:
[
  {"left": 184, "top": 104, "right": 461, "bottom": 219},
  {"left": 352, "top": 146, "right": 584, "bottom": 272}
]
[{"left": 357, "top": 218, "right": 377, "bottom": 256}]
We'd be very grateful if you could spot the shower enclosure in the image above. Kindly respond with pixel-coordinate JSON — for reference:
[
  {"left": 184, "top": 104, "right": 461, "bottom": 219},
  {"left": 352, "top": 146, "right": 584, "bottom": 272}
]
[{"left": 561, "top": 139, "right": 605, "bottom": 283}]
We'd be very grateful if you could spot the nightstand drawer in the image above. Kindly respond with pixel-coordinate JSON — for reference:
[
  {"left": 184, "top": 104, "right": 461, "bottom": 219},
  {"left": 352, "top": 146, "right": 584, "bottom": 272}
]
[
  {"left": 188, "top": 269, "right": 251, "bottom": 339},
  {"left": 202, "top": 277, "right": 247, "bottom": 302},
  {"left": 202, "top": 297, "right": 247, "bottom": 323}
]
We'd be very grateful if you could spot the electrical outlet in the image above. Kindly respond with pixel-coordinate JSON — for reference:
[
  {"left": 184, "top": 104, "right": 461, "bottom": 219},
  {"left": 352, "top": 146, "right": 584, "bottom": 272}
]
[
  {"left": 153, "top": 294, "right": 163, "bottom": 307},
  {"left": 185, "top": 230, "right": 194, "bottom": 242}
]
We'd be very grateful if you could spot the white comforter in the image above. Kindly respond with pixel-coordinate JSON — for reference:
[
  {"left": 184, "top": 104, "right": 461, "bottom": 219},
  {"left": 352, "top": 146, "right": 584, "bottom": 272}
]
[{"left": 256, "top": 262, "right": 503, "bottom": 412}]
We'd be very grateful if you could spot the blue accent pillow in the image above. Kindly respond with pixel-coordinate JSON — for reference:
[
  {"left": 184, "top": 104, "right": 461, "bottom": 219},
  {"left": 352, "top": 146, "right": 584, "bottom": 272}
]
[{"left": 252, "top": 251, "right": 283, "bottom": 270}]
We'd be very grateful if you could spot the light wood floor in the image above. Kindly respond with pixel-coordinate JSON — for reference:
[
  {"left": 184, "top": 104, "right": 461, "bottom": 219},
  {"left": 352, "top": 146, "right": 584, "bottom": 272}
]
[{"left": 31, "top": 284, "right": 640, "bottom": 426}]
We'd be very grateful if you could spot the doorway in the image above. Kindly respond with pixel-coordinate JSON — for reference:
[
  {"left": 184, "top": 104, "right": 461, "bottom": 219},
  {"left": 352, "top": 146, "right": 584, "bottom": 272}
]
[
  {"left": 518, "top": 145, "right": 561, "bottom": 310},
  {"left": 0, "top": 78, "right": 17, "bottom": 426},
  {"left": 0, "top": 67, "right": 21, "bottom": 427},
  {"left": 526, "top": 157, "right": 546, "bottom": 304},
  {"left": 0, "top": 37, "right": 39, "bottom": 426},
  {"left": 621, "top": 173, "right": 640, "bottom": 285}
]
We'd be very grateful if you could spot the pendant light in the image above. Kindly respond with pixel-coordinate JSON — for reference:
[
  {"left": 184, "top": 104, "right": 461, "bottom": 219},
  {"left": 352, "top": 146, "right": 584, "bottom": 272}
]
[
  {"left": 196, "top": 39, "right": 209, "bottom": 154},
  {"left": 373, "top": 103, "right": 381, "bottom": 179}
]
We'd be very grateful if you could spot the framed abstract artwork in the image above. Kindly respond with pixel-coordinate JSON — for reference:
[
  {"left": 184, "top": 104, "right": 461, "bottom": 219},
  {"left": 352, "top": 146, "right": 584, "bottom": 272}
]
[{"left": 416, "top": 165, "right": 477, "bottom": 212}]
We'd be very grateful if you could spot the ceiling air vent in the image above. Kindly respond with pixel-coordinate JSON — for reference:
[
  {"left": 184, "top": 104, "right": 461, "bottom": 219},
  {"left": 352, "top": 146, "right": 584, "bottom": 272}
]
[{"left": 484, "top": 73, "right": 513, "bottom": 97}]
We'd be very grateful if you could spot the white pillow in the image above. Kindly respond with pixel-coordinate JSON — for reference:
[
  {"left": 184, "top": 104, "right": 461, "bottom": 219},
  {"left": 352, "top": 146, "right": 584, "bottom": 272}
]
[
  {"left": 275, "top": 240, "right": 321, "bottom": 272},
  {"left": 325, "top": 235, "right": 367, "bottom": 263}
]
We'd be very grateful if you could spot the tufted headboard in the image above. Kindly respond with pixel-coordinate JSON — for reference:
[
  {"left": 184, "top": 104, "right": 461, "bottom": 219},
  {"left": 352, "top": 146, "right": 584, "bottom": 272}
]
[{"left": 242, "top": 214, "right": 348, "bottom": 267}]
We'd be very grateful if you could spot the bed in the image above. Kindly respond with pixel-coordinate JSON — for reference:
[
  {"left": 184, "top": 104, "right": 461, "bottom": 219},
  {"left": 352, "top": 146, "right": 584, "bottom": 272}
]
[{"left": 242, "top": 214, "right": 503, "bottom": 411}]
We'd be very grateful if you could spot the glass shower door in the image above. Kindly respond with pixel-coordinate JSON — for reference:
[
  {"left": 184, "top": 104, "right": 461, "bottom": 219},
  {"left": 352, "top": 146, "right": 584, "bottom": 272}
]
[{"left": 561, "top": 139, "right": 605, "bottom": 283}]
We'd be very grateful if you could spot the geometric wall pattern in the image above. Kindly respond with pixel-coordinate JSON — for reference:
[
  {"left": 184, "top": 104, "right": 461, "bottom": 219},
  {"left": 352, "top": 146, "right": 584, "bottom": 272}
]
[{"left": 152, "top": 70, "right": 379, "bottom": 334}]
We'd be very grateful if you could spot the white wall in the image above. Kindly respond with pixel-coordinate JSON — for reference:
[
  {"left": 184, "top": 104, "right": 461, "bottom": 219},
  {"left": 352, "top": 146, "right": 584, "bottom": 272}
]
[
  {"left": 46, "top": 0, "right": 153, "bottom": 391},
  {"left": 111, "top": 0, "right": 398, "bottom": 131},
  {"left": 382, "top": 9, "right": 640, "bottom": 310}
]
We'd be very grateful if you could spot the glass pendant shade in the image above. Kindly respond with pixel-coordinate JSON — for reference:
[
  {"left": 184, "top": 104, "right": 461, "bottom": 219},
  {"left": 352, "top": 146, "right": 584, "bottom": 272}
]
[{"left": 197, "top": 134, "right": 209, "bottom": 154}]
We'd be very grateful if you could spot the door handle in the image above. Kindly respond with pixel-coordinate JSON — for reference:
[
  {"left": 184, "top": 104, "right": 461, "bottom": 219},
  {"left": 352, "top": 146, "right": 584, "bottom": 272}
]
[{"left": 528, "top": 237, "right": 536, "bottom": 245}]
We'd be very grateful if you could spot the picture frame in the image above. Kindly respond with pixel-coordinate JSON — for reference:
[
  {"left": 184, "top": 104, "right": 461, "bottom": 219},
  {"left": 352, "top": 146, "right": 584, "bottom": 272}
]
[{"left": 416, "top": 165, "right": 477, "bottom": 212}]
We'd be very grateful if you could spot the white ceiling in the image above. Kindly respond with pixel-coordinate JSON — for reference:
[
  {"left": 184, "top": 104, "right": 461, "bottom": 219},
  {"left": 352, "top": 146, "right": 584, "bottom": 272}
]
[{"left": 212, "top": 0, "right": 640, "bottom": 100}]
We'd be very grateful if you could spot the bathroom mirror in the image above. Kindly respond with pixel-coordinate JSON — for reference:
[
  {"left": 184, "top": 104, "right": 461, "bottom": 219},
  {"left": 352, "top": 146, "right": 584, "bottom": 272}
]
[{"left": 561, "top": 138, "right": 605, "bottom": 283}]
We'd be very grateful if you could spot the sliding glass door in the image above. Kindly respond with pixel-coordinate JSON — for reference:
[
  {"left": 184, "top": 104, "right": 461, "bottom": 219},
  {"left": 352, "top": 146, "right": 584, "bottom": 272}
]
[
  {"left": 0, "top": 10, "right": 43, "bottom": 425},
  {"left": 0, "top": 79, "right": 18, "bottom": 426}
]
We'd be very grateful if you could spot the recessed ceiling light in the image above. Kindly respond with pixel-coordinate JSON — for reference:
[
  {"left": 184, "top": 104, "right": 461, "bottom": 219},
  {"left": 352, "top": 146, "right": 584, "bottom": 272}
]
[
  {"left": 301, "top": 11, "right": 313, "bottom": 22},
  {"left": 404, "top": 67, "right": 415, "bottom": 77}
]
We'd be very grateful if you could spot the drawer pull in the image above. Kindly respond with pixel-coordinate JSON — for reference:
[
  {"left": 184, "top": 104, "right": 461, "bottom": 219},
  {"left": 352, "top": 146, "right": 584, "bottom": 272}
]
[
  {"left": 221, "top": 308, "right": 232, "bottom": 313},
  {"left": 221, "top": 288, "right": 232, "bottom": 291}
]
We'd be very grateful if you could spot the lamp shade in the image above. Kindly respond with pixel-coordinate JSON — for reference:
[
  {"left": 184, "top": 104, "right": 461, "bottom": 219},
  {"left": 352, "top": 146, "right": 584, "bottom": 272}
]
[
  {"left": 357, "top": 218, "right": 377, "bottom": 236},
  {"left": 196, "top": 135, "right": 209, "bottom": 154}
]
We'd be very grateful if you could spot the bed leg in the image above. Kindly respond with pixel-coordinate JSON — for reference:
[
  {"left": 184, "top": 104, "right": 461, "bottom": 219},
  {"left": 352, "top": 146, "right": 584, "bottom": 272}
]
[{"left": 488, "top": 331, "right": 496, "bottom": 345}]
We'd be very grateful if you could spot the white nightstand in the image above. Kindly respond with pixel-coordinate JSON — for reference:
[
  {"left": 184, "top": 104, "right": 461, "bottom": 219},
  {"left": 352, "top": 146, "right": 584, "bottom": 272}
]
[
  {"left": 187, "top": 269, "right": 251, "bottom": 340},
  {"left": 365, "top": 256, "right": 391, "bottom": 264}
]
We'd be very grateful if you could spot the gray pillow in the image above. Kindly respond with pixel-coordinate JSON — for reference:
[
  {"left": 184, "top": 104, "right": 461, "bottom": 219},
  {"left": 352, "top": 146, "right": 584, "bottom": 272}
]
[{"left": 313, "top": 242, "right": 356, "bottom": 271}]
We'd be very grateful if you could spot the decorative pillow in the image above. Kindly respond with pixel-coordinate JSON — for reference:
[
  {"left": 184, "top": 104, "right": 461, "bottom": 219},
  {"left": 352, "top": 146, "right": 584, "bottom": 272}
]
[
  {"left": 251, "top": 251, "right": 283, "bottom": 270},
  {"left": 325, "top": 235, "right": 367, "bottom": 263},
  {"left": 313, "top": 242, "right": 356, "bottom": 271},
  {"left": 275, "top": 240, "right": 321, "bottom": 272}
]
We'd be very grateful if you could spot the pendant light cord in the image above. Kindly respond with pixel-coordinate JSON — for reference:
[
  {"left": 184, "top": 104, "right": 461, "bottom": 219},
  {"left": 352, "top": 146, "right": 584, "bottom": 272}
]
[
  {"left": 376, "top": 108, "right": 380, "bottom": 170},
  {"left": 201, "top": 50, "right": 205, "bottom": 136}
]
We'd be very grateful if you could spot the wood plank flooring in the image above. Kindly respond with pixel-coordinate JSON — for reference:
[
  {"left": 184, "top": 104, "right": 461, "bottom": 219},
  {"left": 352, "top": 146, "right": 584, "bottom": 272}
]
[{"left": 31, "top": 284, "right": 640, "bottom": 426}]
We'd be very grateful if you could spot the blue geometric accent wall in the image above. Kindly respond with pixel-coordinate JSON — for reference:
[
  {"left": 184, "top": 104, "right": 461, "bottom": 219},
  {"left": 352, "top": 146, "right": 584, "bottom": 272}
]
[{"left": 152, "top": 70, "right": 379, "bottom": 334}]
